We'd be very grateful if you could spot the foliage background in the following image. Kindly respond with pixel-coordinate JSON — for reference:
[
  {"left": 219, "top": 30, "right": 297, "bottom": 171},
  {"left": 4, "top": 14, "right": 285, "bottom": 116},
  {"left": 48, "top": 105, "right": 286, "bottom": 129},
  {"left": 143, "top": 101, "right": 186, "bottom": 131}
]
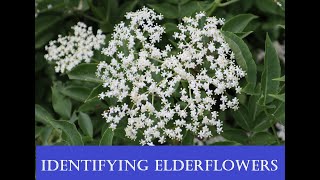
[{"left": 35, "top": 0, "right": 285, "bottom": 145}]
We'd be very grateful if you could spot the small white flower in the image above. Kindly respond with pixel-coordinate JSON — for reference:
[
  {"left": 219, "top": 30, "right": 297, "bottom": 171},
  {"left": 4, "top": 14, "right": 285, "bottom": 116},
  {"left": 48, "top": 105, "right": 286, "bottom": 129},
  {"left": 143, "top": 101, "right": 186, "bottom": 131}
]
[
  {"left": 97, "top": 8, "right": 245, "bottom": 145},
  {"left": 44, "top": 22, "right": 105, "bottom": 73}
]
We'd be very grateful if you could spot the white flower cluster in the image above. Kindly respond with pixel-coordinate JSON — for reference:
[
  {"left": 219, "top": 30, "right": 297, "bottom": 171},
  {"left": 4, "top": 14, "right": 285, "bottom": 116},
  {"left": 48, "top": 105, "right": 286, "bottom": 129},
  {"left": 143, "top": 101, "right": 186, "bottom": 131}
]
[
  {"left": 44, "top": 22, "right": 105, "bottom": 73},
  {"left": 97, "top": 7, "right": 246, "bottom": 145},
  {"left": 276, "top": 123, "right": 285, "bottom": 141}
]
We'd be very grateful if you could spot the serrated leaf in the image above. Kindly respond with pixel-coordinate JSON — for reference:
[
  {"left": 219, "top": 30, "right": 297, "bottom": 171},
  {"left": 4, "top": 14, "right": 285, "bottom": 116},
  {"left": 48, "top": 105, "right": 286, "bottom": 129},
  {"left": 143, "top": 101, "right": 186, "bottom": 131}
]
[
  {"left": 60, "top": 86, "right": 91, "bottom": 102},
  {"left": 261, "top": 34, "right": 281, "bottom": 104},
  {"left": 100, "top": 128, "right": 114, "bottom": 145},
  {"left": 78, "top": 112, "right": 93, "bottom": 138},
  {"left": 67, "top": 63, "right": 103, "bottom": 83},
  {"left": 52, "top": 86, "right": 72, "bottom": 119},
  {"left": 222, "top": 14, "right": 258, "bottom": 33},
  {"left": 222, "top": 31, "right": 257, "bottom": 93}
]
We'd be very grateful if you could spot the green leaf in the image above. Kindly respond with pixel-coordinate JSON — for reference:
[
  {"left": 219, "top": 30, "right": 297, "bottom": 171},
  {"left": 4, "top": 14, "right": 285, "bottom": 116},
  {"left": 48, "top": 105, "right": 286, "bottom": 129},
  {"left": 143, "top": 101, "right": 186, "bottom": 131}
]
[
  {"left": 35, "top": 15, "right": 61, "bottom": 37},
  {"left": 164, "top": 23, "right": 179, "bottom": 34},
  {"left": 148, "top": 3, "right": 179, "bottom": 19},
  {"left": 268, "top": 93, "right": 285, "bottom": 102},
  {"left": 35, "top": 104, "right": 54, "bottom": 124},
  {"left": 255, "top": 0, "right": 284, "bottom": 16},
  {"left": 70, "top": 111, "right": 78, "bottom": 123},
  {"left": 247, "top": 95, "right": 261, "bottom": 121},
  {"left": 232, "top": 105, "right": 251, "bottom": 131},
  {"left": 100, "top": 128, "right": 114, "bottom": 145},
  {"left": 277, "top": 24, "right": 285, "bottom": 29},
  {"left": 40, "top": 127, "right": 53, "bottom": 145},
  {"left": 273, "top": 75, "right": 285, "bottom": 82},
  {"left": 235, "top": 31, "right": 253, "bottom": 38},
  {"left": 179, "top": 1, "right": 212, "bottom": 18},
  {"left": 67, "top": 63, "right": 103, "bottom": 83},
  {"left": 85, "top": 84, "right": 104, "bottom": 102},
  {"left": 78, "top": 112, "right": 93, "bottom": 138},
  {"left": 222, "top": 31, "right": 257, "bottom": 93},
  {"left": 60, "top": 85, "right": 91, "bottom": 102},
  {"left": 52, "top": 86, "right": 72, "bottom": 119},
  {"left": 119, "top": 0, "right": 139, "bottom": 18},
  {"left": 35, "top": 105, "right": 83, "bottom": 145},
  {"left": 209, "top": 141, "right": 241, "bottom": 145},
  {"left": 222, "top": 14, "right": 258, "bottom": 33},
  {"left": 165, "top": 0, "right": 190, "bottom": 5},
  {"left": 250, "top": 132, "right": 277, "bottom": 145},
  {"left": 221, "top": 129, "right": 248, "bottom": 144},
  {"left": 261, "top": 34, "right": 281, "bottom": 104},
  {"left": 181, "top": 131, "right": 194, "bottom": 145},
  {"left": 79, "top": 97, "right": 108, "bottom": 113},
  {"left": 35, "top": 31, "right": 56, "bottom": 49}
]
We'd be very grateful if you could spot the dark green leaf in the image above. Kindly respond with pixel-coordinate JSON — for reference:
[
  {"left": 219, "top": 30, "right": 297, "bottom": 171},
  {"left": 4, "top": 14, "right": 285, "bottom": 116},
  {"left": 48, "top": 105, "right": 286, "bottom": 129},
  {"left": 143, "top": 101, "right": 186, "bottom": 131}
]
[
  {"left": 67, "top": 63, "right": 103, "bottom": 83},
  {"left": 232, "top": 105, "right": 251, "bottom": 131},
  {"left": 40, "top": 127, "right": 53, "bottom": 145},
  {"left": 250, "top": 132, "right": 277, "bottom": 145},
  {"left": 35, "top": 31, "right": 56, "bottom": 49},
  {"left": 179, "top": 1, "right": 212, "bottom": 18},
  {"left": 255, "top": 0, "right": 284, "bottom": 16},
  {"left": 235, "top": 31, "right": 253, "bottom": 38},
  {"left": 119, "top": 0, "right": 139, "bottom": 18},
  {"left": 79, "top": 97, "right": 108, "bottom": 113},
  {"left": 52, "top": 86, "right": 72, "bottom": 119},
  {"left": 209, "top": 141, "right": 241, "bottom": 145},
  {"left": 261, "top": 34, "right": 281, "bottom": 104},
  {"left": 268, "top": 93, "right": 285, "bottom": 102},
  {"left": 35, "top": 104, "right": 54, "bottom": 124},
  {"left": 222, "top": 14, "right": 258, "bottom": 33},
  {"left": 35, "top": 15, "right": 62, "bottom": 37},
  {"left": 85, "top": 84, "right": 104, "bottom": 102},
  {"left": 164, "top": 23, "right": 179, "bottom": 34},
  {"left": 222, "top": 31, "right": 257, "bottom": 93},
  {"left": 148, "top": 3, "right": 179, "bottom": 19},
  {"left": 221, "top": 129, "right": 248, "bottom": 144},
  {"left": 78, "top": 112, "right": 93, "bottom": 138},
  {"left": 60, "top": 85, "right": 91, "bottom": 102},
  {"left": 181, "top": 131, "right": 194, "bottom": 145},
  {"left": 100, "top": 128, "right": 114, "bottom": 145},
  {"left": 36, "top": 105, "right": 83, "bottom": 145}
]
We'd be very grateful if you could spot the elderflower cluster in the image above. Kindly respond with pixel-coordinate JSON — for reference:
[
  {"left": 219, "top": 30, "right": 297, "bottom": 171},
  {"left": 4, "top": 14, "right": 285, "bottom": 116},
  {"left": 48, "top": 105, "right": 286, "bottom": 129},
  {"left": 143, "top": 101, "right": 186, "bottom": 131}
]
[
  {"left": 96, "top": 7, "right": 246, "bottom": 145},
  {"left": 44, "top": 22, "right": 105, "bottom": 73}
]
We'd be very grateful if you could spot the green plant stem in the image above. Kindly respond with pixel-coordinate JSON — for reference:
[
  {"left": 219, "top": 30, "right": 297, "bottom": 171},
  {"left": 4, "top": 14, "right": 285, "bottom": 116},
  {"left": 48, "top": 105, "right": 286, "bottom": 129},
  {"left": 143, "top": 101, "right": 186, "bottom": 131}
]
[
  {"left": 263, "top": 109, "right": 280, "bottom": 145},
  {"left": 207, "top": 0, "right": 221, "bottom": 16},
  {"left": 219, "top": 0, "right": 240, "bottom": 7}
]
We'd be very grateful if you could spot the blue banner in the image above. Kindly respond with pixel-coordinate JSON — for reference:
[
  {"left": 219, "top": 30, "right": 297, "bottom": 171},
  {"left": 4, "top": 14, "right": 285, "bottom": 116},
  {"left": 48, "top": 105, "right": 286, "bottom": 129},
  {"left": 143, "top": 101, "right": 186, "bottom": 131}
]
[{"left": 36, "top": 146, "right": 284, "bottom": 180}]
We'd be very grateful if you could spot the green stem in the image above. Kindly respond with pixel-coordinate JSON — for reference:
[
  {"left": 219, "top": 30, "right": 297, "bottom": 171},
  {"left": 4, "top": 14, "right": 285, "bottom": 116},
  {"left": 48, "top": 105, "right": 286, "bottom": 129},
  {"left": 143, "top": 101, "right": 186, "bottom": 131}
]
[
  {"left": 263, "top": 109, "right": 280, "bottom": 145},
  {"left": 219, "top": 0, "right": 240, "bottom": 7},
  {"left": 207, "top": 0, "right": 222, "bottom": 16}
]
